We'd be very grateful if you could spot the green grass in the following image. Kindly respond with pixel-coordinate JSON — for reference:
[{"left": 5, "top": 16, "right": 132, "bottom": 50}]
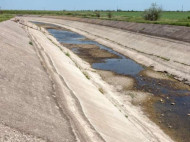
[
  {"left": 99, "top": 88, "right": 104, "bottom": 94},
  {"left": 29, "top": 41, "right": 33, "bottom": 45},
  {"left": 156, "top": 55, "right": 170, "bottom": 61},
  {"left": 82, "top": 71, "right": 90, "bottom": 80},
  {"left": 65, "top": 52, "right": 70, "bottom": 57},
  {"left": 0, "top": 14, "right": 14, "bottom": 22},
  {"left": 2, "top": 10, "right": 190, "bottom": 26}
]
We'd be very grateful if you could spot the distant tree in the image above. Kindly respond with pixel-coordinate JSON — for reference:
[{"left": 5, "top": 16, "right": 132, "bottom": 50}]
[
  {"left": 143, "top": 3, "right": 162, "bottom": 21},
  {"left": 117, "top": 9, "right": 122, "bottom": 12},
  {"left": 95, "top": 12, "right": 100, "bottom": 18},
  {"left": 0, "top": 7, "right": 3, "bottom": 14},
  {"left": 107, "top": 11, "right": 112, "bottom": 19}
]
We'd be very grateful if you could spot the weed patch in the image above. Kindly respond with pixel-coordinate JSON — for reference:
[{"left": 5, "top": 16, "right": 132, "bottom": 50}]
[
  {"left": 99, "top": 88, "right": 104, "bottom": 94},
  {"left": 29, "top": 41, "right": 33, "bottom": 45},
  {"left": 83, "top": 71, "right": 90, "bottom": 80},
  {"left": 65, "top": 52, "right": 70, "bottom": 57}
]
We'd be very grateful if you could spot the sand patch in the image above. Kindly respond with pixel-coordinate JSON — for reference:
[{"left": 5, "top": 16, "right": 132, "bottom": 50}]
[
  {"left": 140, "top": 69, "right": 190, "bottom": 91},
  {"left": 140, "top": 69, "right": 173, "bottom": 80},
  {"left": 62, "top": 43, "right": 119, "bottom": 63},
  {"left": 97, "top": 70, "right": 135, "bottom": 92}
]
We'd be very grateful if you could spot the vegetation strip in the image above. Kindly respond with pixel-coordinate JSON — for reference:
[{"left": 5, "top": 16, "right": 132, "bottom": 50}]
[
  {"left": 2, "top": 9, "right": 190, "bottom": 26},
  {"left": 0, "top": 14, "right": 14, "bottom": 22}
]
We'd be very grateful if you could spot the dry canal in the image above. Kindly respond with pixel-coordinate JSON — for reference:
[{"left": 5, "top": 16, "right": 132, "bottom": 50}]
[{"left": 33, "top": 21, "right": 190, "bottom": 142}]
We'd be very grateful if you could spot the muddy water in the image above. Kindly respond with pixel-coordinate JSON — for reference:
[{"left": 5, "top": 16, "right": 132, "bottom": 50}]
[{"left": 33, "top": 22, "right": 190, "bottom": 142}]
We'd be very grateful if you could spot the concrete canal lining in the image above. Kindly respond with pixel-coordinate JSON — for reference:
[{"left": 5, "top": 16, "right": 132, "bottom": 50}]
[
  {"left": 23, "top": 16, "right": 190, "bottom": 85},
  {"left": 14, "top": 16, "right": 180, "bottom": 142}
]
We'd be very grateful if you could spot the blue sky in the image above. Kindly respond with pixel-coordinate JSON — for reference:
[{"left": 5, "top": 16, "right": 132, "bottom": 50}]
[{"left": 0, "top": 0, "right": 190, "bottom": 11}]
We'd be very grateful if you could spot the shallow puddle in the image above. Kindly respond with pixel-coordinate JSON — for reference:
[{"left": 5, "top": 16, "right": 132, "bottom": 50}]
[
  {"left": 48, "top": 28, "right": 144, "bottom": 75},
  {"left": 33, "top": 22, "right": 190, "bottom": 142}
]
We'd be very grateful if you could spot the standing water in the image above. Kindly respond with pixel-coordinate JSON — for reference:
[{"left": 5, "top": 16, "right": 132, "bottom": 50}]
[{"left": 33, "top": 22, "right": 190, "bottom": 142}]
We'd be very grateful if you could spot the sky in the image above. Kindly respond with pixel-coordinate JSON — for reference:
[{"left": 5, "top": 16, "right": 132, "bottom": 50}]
[{"left": 0, "top": 0, "right": 190, "bottom": 11}]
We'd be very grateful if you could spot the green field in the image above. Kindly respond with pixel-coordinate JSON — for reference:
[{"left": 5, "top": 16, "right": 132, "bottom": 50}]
[
  {"left": 1, "top": 10, "right": 190, "bottom": 26},
  {"left": 0, "top": 14, "right": 14, "bottom": 22}
]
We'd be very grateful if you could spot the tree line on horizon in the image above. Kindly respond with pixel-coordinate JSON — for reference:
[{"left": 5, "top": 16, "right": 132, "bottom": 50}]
[{"left": 0, "top": 3, "right": 190, "bottom": 22}]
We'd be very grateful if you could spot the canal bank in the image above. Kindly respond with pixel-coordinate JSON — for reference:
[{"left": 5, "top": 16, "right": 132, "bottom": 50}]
[
  {"left": 22, "top": 16, "right": 190, "bottom": 85},
  {"left": 49, "top": 25, "right": 190, "bottom": 142},
  {"left": 30, "top": 21, "right": 190, "bottom": 142},
  {"left": 17, "top": 16, "right": 190, "bottom": 141},
  {"left": 21, "top": 20, "right": 171, "bottom": 142}
]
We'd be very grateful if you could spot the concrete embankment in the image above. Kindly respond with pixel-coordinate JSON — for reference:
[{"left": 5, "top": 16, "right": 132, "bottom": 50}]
[
  {"left": 0, "top": 20, "right": 77, "bottom": 142},
  {"left": 16, "top": 17, "right": 176, "bottom": 142},
  {"left": 23, "top": 16, "right": 190, "bottom": 85},
  {"left": 44, "top": 16, "right": 190, "bottom": 43}
]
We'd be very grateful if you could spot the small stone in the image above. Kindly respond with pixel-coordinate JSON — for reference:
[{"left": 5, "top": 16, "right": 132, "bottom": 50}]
[
  {"left": 171, "top": 102, "right": 175, "bottom": 105},
  {"left": 187, "top": 114, "right": 190, "bottom": 116},
  {"left": 166, "top": 97, "right": 169, "bottom": 99},
  {"left": 168, "top": 125, "right": 172, "bottom": 128},
  {"left": 160, "top": 99, "right": 164, "bottom": 103},
  {"left": 161, "top": 114, "right": 165, "bottom": 117}
]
